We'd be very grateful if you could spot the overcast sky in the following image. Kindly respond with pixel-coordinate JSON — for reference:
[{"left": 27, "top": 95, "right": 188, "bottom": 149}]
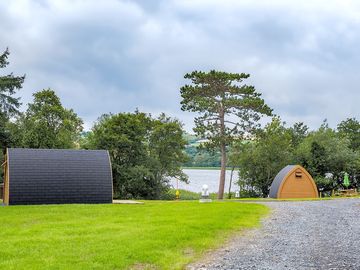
[{"left": 1, "top": 0, "right": 360, "bottom": 131}]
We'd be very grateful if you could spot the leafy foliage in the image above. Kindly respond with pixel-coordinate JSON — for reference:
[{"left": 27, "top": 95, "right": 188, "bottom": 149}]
[
  {"left": 12, "top": 89, "right": 83, "bottom": 149},
  {"left": 0, "top": 48, "right": 25, "bottom": 182},
  {"left": 1, "top": 49, "right": 359, "bottom": 199},
  {"left": 294, "top": 125, "right": 358, "bottom": 191},
  {"left": 288, "top": 122, "right": 309, "bottom": 147},
  {"left": 0, "top": 48, "right": 25, "bottom": 117},
  {"left": 181, "top": 132, "right": 221, "bottom": 167},
  {"left": 0, "top": 48, "right": 25, "bottom": 150},
  {"left": 337, "top": 118, "right": 360, "bottom": 151},
  {"left": 233, "top": 117, "right": 293, "bottom": 197},
  {"left": 161, "top": 189, "right": 201, "bottom": 200},
  {"left": 183, "top": 146, "right": 221, "bottom": 167},
  {"left": 232, "top": 117, "right": 360, "bottom": 196},
  {"left": 86, "top": 111, "right": 188, "bottom": 199}
]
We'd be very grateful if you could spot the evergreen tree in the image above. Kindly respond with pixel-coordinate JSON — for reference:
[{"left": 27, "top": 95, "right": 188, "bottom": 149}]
[
  {"left": 0, "top": 48, "right": 25, "bottom": 150},
  {"left": 180, "top": 70, "right": 272, "bottom": 198}
]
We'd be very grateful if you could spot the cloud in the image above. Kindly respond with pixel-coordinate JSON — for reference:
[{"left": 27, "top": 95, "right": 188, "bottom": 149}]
[{"left": 1, "top": 0, "right": 359, "bottom": 131}]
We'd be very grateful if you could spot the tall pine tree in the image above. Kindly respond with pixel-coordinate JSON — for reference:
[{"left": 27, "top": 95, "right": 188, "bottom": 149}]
[
  {"left": 0, "top": 48, "right": 25, "bottom": 150},
  {"left": 180, "top": 70, "right": 272, "bottom": 199}
]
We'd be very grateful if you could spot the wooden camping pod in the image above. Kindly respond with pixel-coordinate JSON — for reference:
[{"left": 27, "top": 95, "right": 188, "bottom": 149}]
[
  {"left": 2, "top": 148, "right": 113, "bottom": 205},
  {"left": 269, "top": 165, "right": 318, "bottom": 199}
]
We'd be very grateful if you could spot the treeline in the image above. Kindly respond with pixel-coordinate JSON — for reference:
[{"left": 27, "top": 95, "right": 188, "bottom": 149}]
[
  {"left": 182, "top": 133, "right": 221, "bottom": 167},
  {"left": 0, "top": 48, "right": 188, "bottom": 199},
  {"left": 178, "top": 70, "right": 359, "bottom": 199},
  {"left": 231, "top": 117, "right": 360, "bottom": 197},
  {"left": 81, "top": 112, "right": 188, "bottom": 199},
  {"left": 1, "top": 48, "right": 359, "bottom": 199}
]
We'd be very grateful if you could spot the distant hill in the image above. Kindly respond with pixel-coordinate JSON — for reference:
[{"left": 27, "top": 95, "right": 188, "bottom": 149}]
[{"left": 182, "top": 133, "right": 221, "bottom": 167}]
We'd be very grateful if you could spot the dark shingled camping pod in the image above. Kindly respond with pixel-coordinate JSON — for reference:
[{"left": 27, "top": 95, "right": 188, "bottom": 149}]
[
  {"left": 2, "top": 148, "right": 113, "bottom": 205},
  {"left": 269, "top": 165, "right": 318, "bottom": 199}
]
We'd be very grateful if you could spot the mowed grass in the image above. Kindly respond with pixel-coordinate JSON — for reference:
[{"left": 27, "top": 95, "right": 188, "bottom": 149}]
[{"left": 0, "top": 201, "right": 268, "bottom": 270}]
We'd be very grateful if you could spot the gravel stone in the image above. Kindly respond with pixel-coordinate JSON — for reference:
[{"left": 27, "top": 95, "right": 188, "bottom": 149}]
[{"left": 187, "top": 199, "right": 360, "bottom": 270}]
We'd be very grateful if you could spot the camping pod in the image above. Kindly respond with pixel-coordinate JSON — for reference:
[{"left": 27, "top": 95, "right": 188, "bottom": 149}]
[
  {"left": 2, "top": 148, "right": 113, "bottom": 205},
  {"left": 269, "top": 165, "right": 318, "bottom": 199}
]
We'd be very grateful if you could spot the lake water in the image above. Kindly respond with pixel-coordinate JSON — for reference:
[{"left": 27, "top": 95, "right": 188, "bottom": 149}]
[{"left": 169, "top": 169, "right": 239, "bottom": 193}]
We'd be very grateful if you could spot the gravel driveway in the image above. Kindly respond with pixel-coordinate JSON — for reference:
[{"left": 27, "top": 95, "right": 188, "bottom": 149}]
[{"left": 187, "top": 199, "right": 360, "bottom": 270}]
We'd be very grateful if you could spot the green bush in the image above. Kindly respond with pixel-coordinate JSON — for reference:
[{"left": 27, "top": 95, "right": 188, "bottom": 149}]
[
  {"left": 162, "top": 189, "right": 201, "bottom": 200},
  {"left": 162, "top": 189, "right": 239, "bottom": 200}
]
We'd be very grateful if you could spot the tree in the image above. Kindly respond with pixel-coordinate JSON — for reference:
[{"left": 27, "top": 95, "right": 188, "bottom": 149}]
[
  {"left": 294, "top": 125, "right": 357, "bottom": 191},
  {"left": 0, "top": 48, "right": 25, "bottom": 150},
  {"left": 77, "top": 131, "right": 95, "bottom": 150},
  {"left": 180, "top": 70, "right": 272, "bottom": 199},
  {"left": 337, "top": 118, "right": 360, "bottom": 151},
  {"left": 16, "top": 89, "right": 83, "bottom": 148},
  {"left": 87, "top": 111, "right": 188, "bottom": 199},
  {"left": 288, "top": 122, "right": 309, "bottom": 147},
  {"left": 183, "top": 146, "right": 221, "bottom": 167},
  {"left": 233, "top": 117, "right": 293, "bottom": 197},
  {"left": 149, "top": 114, "right": 188, "bottom": 181},
  {"left": 0, "top": 113, "right": 12, "bottom": 149}
]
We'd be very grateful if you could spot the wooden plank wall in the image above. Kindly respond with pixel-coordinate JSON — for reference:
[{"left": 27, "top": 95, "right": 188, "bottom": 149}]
[{"left": 2, "top": 152, "right": 9, "bottom": 205}]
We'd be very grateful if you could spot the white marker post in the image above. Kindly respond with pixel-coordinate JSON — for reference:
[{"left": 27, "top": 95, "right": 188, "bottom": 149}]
[{"left": 199, "top": 184, "right": 212, "bottom": 203}]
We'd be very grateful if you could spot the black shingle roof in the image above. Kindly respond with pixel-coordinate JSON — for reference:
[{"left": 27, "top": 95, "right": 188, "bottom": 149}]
[{"left": 7, "top": 148, "right": 113, "bottom": 205}]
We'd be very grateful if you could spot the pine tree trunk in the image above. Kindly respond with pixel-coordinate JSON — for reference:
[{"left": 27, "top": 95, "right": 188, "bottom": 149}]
[
  {"left": 218, "top": 142, "right": 226, "bottom": 199},
  {"left": 218, "top": 105, "right": 226, "bottom": 199}
]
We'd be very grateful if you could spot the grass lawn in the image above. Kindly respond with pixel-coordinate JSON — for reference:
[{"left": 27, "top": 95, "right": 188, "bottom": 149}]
[
  {"left": 231, "top": 197, "right": 333, "bottom": 201},
  {"left": 229, "top": 196, "right": 360, "bottom": 202},
  {"left": 0, "top": 201, "right": 268, "bottom": 270}
]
